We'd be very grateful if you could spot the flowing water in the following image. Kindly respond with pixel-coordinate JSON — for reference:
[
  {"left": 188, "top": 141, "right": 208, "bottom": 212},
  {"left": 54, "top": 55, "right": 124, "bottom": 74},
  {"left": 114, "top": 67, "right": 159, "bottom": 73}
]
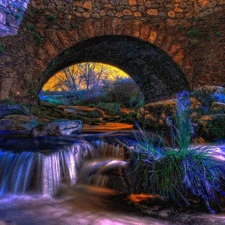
[{"left": 0, "top": 131, "right": 176, "bottom": 225}]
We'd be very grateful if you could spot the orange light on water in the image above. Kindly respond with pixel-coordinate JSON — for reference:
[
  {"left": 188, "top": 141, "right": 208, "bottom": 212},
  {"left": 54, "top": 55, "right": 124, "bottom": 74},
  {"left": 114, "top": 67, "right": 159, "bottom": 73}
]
[{"left": 128, "top": 194, "right": 160, "bottom": 203}]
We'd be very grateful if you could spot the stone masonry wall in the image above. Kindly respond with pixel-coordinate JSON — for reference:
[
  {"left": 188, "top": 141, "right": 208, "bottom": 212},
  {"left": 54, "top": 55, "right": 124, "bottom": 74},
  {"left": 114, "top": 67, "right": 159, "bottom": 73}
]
[
  {"left": 33, "top": 0, "right": 225, "bottom": 22},
  {"left": 0, "top": 0, "right": 224, "bottom": 102},
  {"left": 0, "top": 0, "right": 29, "bottom": 36}
]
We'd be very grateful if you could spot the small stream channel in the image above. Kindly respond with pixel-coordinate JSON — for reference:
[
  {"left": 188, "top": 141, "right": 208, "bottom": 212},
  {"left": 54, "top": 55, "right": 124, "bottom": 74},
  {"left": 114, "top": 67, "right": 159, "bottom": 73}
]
[{"left": 0, "top": 130, "right": 176, "bottom": 225}]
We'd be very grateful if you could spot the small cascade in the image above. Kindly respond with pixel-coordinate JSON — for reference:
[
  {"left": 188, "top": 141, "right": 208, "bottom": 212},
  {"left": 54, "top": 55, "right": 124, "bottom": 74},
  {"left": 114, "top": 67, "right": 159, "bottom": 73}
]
[
  {"left": 89, "top": 174, "right": 109, "bottom": 187},
  {"left": 0, "top": 151, "right": 39, "bottom": 194},
  {"left": 0, "top": 133, "right": 131, "bottom": 196},
  {"left": 0, "top": 140, "right": 95, "bottom": 196},
  {"left": 90, "top": 139, "right": 126, "bottom": 160},
  {"left": 78, "top": 139, "right": 128, "bottom": 188}
]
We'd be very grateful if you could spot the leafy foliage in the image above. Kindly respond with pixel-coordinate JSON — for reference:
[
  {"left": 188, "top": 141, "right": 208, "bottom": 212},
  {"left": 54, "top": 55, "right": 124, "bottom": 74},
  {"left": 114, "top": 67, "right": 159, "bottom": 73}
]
[
  {"left": 48, "top": 14, "right": 57, "bottom": 23},
  {"left": 188, "top": 29, "right": 198, "bottom": 38},
  {"left": 127, "top": 92, "right": 225, "bottom": 212},
  {"left": 119, "top": 111, "right": 137, "bottom": 123},
  {"left": 0, "top": 45, "right": 4, "bottom": 54},
  {"left": 97, "top": 103, "right": 121, "bottom": 116},
  {"left": 33, "top": 32, "right": 42, "bottom": 46}
]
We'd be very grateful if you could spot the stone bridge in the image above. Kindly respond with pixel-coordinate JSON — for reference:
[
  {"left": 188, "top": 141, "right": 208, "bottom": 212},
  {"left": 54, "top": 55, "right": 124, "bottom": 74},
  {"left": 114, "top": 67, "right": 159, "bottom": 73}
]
[{"left": 0, "top": 0, "right": 224, "bottom": 102}]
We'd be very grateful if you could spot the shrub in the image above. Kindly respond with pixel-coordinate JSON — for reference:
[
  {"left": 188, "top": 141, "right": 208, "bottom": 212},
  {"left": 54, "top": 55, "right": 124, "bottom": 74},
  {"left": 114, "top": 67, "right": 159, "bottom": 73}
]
[
  {"left": 215, "top": 31, "right": 221, "bottom": 37},
  {"left": 119, "top": 112, "right": 137, "bottom": 124},
  {"left": 178, "top": 24, "right": 185, "bottom": 31},
  {"left": 0, "top": 45, "right": 4, "bottom": 54},
  {"left": 97, "top": 103, "right": 121, "bottom": 116},
  {"left": 127, "top": 92, "right": 225, "bottom": 212},
  {"left": 71, "top": 23, "right": 77, "bottom": 28},
  {"left": 86, "top": 110, "right": 101, "bottom": 118},
  {"left": 48, "top": 14, "right": 56, "bottom": 23},
  {"left": 135, "top": 99, "right": 145, "bottom": 110},
  {"left": 33, "top": 32, "right": 42, "bottom": 46},
  {"left": 87, "top": 103, "right": 96, "bottom": 108},
  {"left": 106, "top": 78, "right": 143, "bottom": 107},
  {"left": 188, "top": 29, "right": 198, "bottom": 38}
]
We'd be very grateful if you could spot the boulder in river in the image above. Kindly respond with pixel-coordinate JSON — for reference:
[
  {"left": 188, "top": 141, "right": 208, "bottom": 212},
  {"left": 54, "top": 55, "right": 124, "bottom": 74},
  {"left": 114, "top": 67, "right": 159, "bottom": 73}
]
[
  {"left": 32, "top": 120, "right": 82, "bottom": 137},
  {"left": 0, "top": 115, "right": 40, "bottom": 130}
]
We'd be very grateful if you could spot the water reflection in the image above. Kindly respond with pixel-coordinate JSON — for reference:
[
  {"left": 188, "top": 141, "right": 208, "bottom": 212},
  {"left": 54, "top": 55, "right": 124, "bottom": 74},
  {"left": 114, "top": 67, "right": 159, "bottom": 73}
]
[{"left": 0, "top": 185, "right": 173, "bottom": 225}]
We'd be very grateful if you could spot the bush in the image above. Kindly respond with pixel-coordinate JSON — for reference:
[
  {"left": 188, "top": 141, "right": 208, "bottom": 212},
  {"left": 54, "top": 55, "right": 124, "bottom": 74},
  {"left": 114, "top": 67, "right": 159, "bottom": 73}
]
[
  {"left": 87, "top": 103, "right": 96, "bottom": 108},
  {"left": 97, "top": 103, "right": 121, "bottom": 116},
  {"left": 105, "top": 78, "right": 144, "bottom": 107},
  {"left": 119, "top": 112, "right": 137, "bottom": 124},
  {"left": 127, "top": 92, "right": 225, "bottom": 212},
  {"left": 86, "top": 110, "right": 101, "bottom": 118}
]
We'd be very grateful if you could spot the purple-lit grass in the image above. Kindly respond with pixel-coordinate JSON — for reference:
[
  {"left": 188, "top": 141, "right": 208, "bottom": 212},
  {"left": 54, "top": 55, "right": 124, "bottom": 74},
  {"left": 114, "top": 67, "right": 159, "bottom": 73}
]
[{"left": 127, "top": 92, "right": 225, "bottom": 213}]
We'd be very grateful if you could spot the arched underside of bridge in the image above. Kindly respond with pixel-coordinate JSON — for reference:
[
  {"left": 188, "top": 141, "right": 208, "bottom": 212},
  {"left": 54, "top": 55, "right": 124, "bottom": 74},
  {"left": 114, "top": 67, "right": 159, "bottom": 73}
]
[{"left": 39, "top": 35, "right": 189, "bottom": 103}]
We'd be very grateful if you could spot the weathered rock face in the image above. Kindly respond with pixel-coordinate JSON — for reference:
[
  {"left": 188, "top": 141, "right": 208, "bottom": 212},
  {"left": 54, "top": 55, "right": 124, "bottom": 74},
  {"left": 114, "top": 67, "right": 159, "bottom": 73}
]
[
  {"left": 0, "top": 0, "right": 29, "bottom": 37},
  {"left": 196, "top": 86, "right": 225, "bottom": 95},
  {"left": 0, "top": 115, "right": 39, "bottom": 130},
  {"left": 197, "top": 114, "right": 225, "bottom": 142},
  {"left": 32, "top": 120, "right": 82, "bottom": 137},
  {"left": 137, "top": 86, "right": 225, "bottom": 142},
  {"left": 137, "top": 98, "right": 201, "bottom": 129},
  {"left": 0, "top": 102, "right": 29, "bottom": 119}
]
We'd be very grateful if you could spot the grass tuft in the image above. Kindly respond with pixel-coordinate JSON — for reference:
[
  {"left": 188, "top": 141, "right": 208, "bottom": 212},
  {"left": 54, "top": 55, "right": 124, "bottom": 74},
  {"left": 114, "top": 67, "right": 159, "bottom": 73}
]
[{"left": 127, "top": 91, "right": 225, "bottom": 212}]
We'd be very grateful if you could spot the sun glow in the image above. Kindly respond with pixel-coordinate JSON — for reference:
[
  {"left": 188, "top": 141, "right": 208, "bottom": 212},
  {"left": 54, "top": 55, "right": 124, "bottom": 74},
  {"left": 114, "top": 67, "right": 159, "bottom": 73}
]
[{"left": 43, "top": 63, "right": 129, "bottom": 91}]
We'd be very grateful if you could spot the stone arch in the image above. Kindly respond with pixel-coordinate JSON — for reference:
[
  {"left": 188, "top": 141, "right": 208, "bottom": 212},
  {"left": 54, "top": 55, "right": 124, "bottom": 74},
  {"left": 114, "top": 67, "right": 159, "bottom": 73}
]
[{"left": 38, "top": 35, "right": 189, "bottom": 103}]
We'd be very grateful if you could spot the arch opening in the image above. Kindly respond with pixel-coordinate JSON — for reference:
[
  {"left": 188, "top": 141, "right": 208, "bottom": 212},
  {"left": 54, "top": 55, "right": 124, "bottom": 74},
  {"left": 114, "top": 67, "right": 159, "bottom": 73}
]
[
  {"left": 40, "top": 62, "right": 144, "bottom": 109},
  {"left": 38, "top": 35, "right": 189, "bottom": 103}
]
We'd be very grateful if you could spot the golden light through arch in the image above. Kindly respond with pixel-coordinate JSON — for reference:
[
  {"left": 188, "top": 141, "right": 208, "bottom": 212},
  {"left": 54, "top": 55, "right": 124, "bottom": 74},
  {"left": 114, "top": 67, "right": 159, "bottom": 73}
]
[{"left": 42, "top": 63, "right": 130, "bottom": 91}]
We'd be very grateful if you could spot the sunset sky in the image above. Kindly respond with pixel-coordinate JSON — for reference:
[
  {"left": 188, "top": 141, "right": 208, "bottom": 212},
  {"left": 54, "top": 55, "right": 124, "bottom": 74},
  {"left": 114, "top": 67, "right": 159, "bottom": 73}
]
[{"left": 43, "top": 63, "right": 130, "bottom": 91}]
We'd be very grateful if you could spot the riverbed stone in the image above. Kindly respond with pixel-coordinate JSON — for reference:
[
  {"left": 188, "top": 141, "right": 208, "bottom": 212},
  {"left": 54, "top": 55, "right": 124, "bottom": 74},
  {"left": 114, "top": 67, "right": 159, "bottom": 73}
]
[
  {"left": 0, "top": 115, "right": 40, "bottom": 130},
  {"left": 32, "top": 119, "right": 82, "bottom": 137}
]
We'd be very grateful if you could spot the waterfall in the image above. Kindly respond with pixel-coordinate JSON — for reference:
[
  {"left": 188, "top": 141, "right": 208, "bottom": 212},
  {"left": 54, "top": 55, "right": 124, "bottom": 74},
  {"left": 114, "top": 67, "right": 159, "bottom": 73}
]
[
  {"left": 90, "top": 139, "right": 126, "bottom": 160},
  {"left": 78, "top": 139, "right": 128, "bottom": 188},
  {"left": 0, "top": 140, "right": 95, "bottom": 196},
  {"left": 0, "top": 135, "right": 129, "bottom": 196}
]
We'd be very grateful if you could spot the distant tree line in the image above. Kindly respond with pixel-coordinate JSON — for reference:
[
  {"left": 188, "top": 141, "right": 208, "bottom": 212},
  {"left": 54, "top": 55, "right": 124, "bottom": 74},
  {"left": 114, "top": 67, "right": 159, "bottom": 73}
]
[{"left": 40, "top": 63, "right": 144, "bottom": 108}]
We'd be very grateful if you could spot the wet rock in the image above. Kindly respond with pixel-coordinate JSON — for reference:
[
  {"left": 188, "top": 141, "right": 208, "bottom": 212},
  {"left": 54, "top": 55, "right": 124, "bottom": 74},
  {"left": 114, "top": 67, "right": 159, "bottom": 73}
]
[
  {"left": 0, "top": 102, "right": 29, "bottom": 119},
  {"left": 197, "top": 114, "right": 225, "bottom": 141},
  {"left": 32, "top": 119, "right": 82, "bottom": 137},
  {"left": 197, "top": 86, "right": 225, "bottom": 95},
  {"left": 0, "top": 115, "right": 40, "bottom": 130},
  {"left": 137, "top": 98, "right": 201, "bottom": 129},
  {"left": 137, "top": 99, "right": 177, "bottom": 129},
  {"left": 210, "top": 102, "right": 225, "bottom": 113}
]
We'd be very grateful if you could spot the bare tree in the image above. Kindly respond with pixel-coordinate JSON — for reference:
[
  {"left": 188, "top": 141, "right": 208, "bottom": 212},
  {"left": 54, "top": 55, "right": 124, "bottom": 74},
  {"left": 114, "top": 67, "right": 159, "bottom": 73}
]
[
  {"left": 53, "top": 66, "right": 82, "bottom": 101},
  {"left": 51, "top": 63, "right": 110, "bottom": 103},
  {"left": 78, "top": 63, "right": 107, "bottom": 91}
]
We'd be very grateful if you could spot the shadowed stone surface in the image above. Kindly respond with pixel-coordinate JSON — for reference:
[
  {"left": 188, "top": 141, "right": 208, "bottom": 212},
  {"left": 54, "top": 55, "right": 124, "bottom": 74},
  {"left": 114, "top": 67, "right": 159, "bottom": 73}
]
[
  {"left": 39, "top": 36, "right": 189, "bottom": 102},
  {"left": 32, "top": 119, "right": 82, "bottom": 137}
]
